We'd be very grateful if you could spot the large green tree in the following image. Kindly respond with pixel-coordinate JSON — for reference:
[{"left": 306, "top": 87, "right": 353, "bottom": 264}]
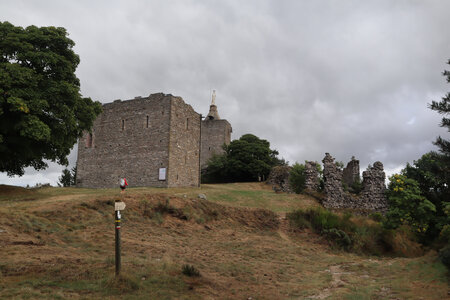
[
  {"left": 402, "top": 152, "right": 449, "bottom": 241},
  {"left": 0, "top": 22, "right": 102, "bottom": 176},
  {"left": 429, "top": 59, "right": 450, "bottom": 155},
  {"left": 202, "top": 134, "right": 283, "bottom": 183}
]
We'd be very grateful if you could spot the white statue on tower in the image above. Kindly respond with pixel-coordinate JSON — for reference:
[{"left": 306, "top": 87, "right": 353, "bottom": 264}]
[{"left": 211, "top": 90, "right": 216, "bottom": 105}]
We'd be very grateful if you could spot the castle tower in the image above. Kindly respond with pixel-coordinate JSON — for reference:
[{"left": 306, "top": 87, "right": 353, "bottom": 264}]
[
  {"left": 76, "top": 93, "right": 201, "bottom": 188},
  {"left": 200, "top": 90, "right": 232, "bottom": 168}
]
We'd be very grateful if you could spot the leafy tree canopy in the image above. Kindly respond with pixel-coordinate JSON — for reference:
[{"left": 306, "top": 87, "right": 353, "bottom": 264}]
[
  {"left": 0, "top": 21, "right": 102, "bottom": 176},
  {"left": 402, "top": 151, "right": 450, "bottom": 240},
  {"left": 384, "top": 174, "right": 436, "bottom": 238},
  {"left": 202, "top": 134, "right": 284, "bottom": 183}
]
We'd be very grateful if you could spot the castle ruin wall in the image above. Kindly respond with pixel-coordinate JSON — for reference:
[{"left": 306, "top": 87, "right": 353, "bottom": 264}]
[
  {"left": 342, "top": 157, "right": 360, "bottom": 187},
  {"left": 322, "top": 153, "right": 388, "bottom": 212},
  {"left": 304, "top": 161, "right": 320, "bottom": 191}
]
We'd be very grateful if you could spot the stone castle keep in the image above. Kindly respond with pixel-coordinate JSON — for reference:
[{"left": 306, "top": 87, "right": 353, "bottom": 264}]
[{"left": 76, "top": 92, "right": 231, "bottom": 188}]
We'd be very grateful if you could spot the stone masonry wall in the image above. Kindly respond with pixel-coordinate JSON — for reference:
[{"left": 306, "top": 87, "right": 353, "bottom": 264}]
[
  {"left": 360, "top": 162, "right": 389, "bottom": 212},
  {"left": 200, "top": 119, "right": 232, "bottom": 168},
  {"left": 77, "top": 93, "right": 201, "bottom": 188},
  {"left": 267, "top": 165, "right": 292, "bottom": 193},
  {"left": 304, "top": 161, "right": 320, "bottom": 191},
  {"left": 322, "top": 153, "right": 387, "bottom": 212},
  {"left": 342, "top": 157, "right": 360, "bottom": 187},
  {"left": 167, "top": 97, "right": 201, "bottom": 187},
  {"left": 322, "top": 153, "right": 352, "bottom": 209}
]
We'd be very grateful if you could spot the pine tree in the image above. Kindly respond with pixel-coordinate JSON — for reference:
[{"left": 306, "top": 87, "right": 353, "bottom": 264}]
[{"left": 429, "top": 59, "right": 450, "bottom": 155}]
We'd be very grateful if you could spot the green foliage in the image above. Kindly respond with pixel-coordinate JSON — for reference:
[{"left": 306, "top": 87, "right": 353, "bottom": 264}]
[
  {"left": 288, "top": 207, "right": 404, "bottom": 255},
  {"left": 323, "top": 228, "right": 352, "bottom": 250},
  {"left": 402, "top": 152, "right": 450, "bottom": 241},
  {"left": 58, "top": 166, "right": 76, "bottom": 187},
  {"left": 438, "top": 245, "right": 450, "bottom": 269},
  {"left": 59, "top": 169, "right": 72, "bottom": 187},
  {"left": 335, "top": 161, "right": 344, "bottom": 170},
  {"left": 383, "top": 174, "right": 436, "bottom": 239},
  {"left": 429, "top": 59, "right": 450, "bottom": 156},
  {"left": 0, "top": 21, "right": 102, "bottom": 176},
  {"left": 288, "top": 207, "right": 355, "bottom": 247},
  {"left": 181, "top": 264, "right": 200, "bottom": 277},
  {"left": 350, "top": 178, "right": 363, "bottom": 194},
  {"left": 369, "top": 212, "right": 384, "bottom": 222},
  {"left": 289, "top": 163, "right": 306, "bottom": 194},
  {"left": 202, "top": 134, "right": 283, "bottom": 183}
]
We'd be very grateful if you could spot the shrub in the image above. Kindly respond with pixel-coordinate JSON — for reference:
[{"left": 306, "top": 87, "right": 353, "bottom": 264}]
[
  {"left": 289, "top": 163, "right": 306, "bottom": 193},
  {"left": 181, "top": 264, "right": 200, "bottom": 277},
  {"left": 439, "top": 245, "right": 450, "bottom": 269},
  {"left": 383, "top": 174, "right": 436, "bottom": 238},
  {"left": 287, "top": 207, "right": 417, "bottom": 256},
  {"left": 154, "top": 198, "right": 174, "bottom": 214},
  {"left": 287, "top": 208, "right": 355, "bottom": 250},
  {"left": 323, "top": 228, "right": 352, "bottom": 250},
  {"left": 369, "top": 212, "right": 384, "bottom": 222},
  {"left": 350, "top": 178, "right": 363, "bottom": 194}
]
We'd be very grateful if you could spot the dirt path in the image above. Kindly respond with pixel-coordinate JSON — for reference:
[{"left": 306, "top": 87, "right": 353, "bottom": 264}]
[{"left": 308, "top": 264, "right": 350, "bottom": 299}]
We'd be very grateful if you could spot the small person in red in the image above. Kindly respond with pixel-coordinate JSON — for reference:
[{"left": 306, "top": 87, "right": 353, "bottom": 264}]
[{"left": 120, "top": 178, "right": 128, "bottom": 193}]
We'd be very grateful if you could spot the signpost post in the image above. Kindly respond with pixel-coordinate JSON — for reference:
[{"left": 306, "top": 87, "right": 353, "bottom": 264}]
[{"left": 114, "top": 201, "right": 126, "bottom": 276}]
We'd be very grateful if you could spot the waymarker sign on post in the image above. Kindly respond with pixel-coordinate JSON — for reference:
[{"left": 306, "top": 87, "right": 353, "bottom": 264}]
[
  {"left": 115, "top": 201, "right": 126, "bottom": 276},
  {"left": 115, "top": 201, "right": 126, "bottom": 211}
]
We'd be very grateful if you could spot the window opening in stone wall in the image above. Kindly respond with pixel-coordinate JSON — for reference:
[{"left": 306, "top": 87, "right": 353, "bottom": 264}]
[
  {"left": 184, "top": 155, "right": 187, "bottom": 164},
  {"left": 146, "top": 115, "right": 149, "bottom": 128},
  {"left": 186, "top": 118, "right": 189, "bottom": 130},
  {"left": 208, "top": 146, "right": 211, "bottom": 151},
  {"left": 121, "top": 119, "right": 125, "bottom": 131},
  {"left": 86, "top": 133, "right": 93, "bottom": 148}
]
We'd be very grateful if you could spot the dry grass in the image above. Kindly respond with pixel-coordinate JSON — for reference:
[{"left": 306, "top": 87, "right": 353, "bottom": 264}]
[{"left": 0, "top": 183, "right": 447, "bottom": 299}]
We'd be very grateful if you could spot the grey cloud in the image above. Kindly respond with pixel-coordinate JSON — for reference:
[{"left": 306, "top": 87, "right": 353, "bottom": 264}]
[{"left": 1, "top": 0, "right": 449, "bottom": 186}]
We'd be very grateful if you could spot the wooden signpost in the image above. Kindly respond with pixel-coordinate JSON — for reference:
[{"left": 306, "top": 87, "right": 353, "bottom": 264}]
[{"left": 115, "top": 201, "right": 126, "bottom": 276}]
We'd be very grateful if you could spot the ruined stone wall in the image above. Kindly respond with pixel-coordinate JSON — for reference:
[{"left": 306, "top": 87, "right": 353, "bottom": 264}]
[
  {"left": 342, "top": 157, "right": 360, "bottom": 186},
  {"left": 200, "top": 119, "right": 232, "bottom": 167},
  {"left": 77, "top": 93, "right": 200, "bottom": 188},
  {"left": 267, "top": 165, "right": 292, "bottom": 193},
  {"left": 304, "top": 161, "right": 320, "bottom": 191},
  {"left": 167, "top": 97, "right": 201, "bottom": 187},
  {"left": 322, "top": 153, "right": 352, "bottom": 209},
  {"left": 322, "top": 153, "right": 387, "bottom": 212},
  {"left": 360, "top": 162, "right": 388, "bottom": 211}
]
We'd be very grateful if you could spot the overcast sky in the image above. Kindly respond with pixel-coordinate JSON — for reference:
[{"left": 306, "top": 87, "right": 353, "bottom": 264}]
[{"left": 1, "top": 0, "right": 449, "bottom": 186}]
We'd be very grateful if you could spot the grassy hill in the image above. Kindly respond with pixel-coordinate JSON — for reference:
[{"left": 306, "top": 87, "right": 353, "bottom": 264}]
[{"left": 0, "top": 183, "right": 447, "bottom": 299}]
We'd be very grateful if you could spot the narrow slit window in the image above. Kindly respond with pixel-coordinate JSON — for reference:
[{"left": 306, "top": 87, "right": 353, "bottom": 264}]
[
  {"left": 86, "top": 133, "right": 93, "bottom": 148},
  {"left": 186, "top": 118, "right": 189, "bottom": 130},
  {"left": 121, "top": 119, "right": 125, "bottom": 131},
  {"left": 146, "top": 115, "right": 149, "bottom": 128}
]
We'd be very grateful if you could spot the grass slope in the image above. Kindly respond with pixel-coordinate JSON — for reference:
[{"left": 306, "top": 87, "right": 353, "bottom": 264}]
[{"left": 0, "top": 183, "right": 447, "bottom": 299}]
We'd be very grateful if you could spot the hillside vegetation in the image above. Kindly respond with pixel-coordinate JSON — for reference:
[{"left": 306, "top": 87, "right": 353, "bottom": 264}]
[{"left": 0, "top": 183, "right": 447, "bottom": 299}]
